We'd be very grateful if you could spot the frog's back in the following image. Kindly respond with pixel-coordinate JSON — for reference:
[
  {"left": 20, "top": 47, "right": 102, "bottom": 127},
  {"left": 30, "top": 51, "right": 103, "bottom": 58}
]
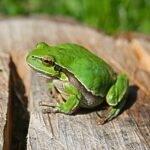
[{"left": 48, "top": 43, "right": 116, "bottom": 96}]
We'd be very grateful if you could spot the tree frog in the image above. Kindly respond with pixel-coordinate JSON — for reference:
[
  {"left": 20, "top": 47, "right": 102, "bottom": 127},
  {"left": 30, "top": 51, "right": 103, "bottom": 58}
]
[{"left": 26, "top": 42, "right": 128, "bottom": 123}]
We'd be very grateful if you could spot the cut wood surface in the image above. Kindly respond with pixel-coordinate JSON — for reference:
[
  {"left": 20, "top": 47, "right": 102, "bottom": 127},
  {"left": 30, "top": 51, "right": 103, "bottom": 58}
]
[
  {"left": 0, "top": 52, "right": 11, "bottom": 150},
  {"left": 0, "top": 17, "right": 149, "bottom": 150}
]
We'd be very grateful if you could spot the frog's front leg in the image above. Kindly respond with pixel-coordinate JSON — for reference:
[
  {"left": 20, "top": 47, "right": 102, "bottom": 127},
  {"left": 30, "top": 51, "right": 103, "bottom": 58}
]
[
  {"left": 40, "top": 82, "right": 82, "bottom": 114},
  {"left": 99, "top": 73, "right": 129, "bottom": 124}
]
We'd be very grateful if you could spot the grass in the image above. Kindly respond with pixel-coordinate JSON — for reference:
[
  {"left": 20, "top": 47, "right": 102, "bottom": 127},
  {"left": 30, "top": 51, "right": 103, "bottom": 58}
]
[{"left": 0, "top": 0, "right": 150, "bottom": 34}]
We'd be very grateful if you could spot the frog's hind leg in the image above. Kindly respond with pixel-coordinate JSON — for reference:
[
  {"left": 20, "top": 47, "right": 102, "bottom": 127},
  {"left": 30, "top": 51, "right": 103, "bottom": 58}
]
[
  {"left": 56, "top": 82, "right": 82, "bottom": 114},
  {"left": 40, "top": 81, "right": 82, "bottom": 114},
  {"left": 98, "top": 73, "right": 129, "bottom": 124}
]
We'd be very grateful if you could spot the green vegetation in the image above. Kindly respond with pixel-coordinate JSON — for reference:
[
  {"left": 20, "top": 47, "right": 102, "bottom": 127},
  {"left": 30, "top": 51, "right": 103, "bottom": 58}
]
[{"left": 0, "top": 0, "right": 149, "bottom": 34}]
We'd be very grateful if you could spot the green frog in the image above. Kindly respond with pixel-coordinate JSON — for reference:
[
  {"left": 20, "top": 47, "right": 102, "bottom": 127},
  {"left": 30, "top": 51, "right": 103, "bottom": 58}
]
[{"left": 26, "top": 42, "right": 128, "bottom": 123}]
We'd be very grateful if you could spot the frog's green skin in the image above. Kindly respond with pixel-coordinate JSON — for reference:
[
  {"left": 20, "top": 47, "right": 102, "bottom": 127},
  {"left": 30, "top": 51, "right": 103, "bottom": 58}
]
[{"left": 26, "top": 42, "right": 129, "bottom": 123}]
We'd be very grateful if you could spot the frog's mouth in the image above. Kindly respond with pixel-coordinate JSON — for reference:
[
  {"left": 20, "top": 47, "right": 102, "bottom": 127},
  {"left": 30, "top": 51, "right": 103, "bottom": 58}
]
[{"left": 27, "top": 62, "right": 55, "bottom": 79}]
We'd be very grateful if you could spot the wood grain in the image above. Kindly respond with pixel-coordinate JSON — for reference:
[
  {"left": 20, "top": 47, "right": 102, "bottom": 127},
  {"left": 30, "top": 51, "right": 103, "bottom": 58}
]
[
  {"left": 0, "top": 52, "right": 11, "bottom": 150},
  {"left": 0, "top": 18, "right": 149, "bottom": 150}
]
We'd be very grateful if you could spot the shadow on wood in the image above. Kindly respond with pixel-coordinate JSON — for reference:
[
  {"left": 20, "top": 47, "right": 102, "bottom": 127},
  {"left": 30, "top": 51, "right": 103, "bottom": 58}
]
[
  {"left": 124, "top": 85, "right": 139, "bottom": 111},
  {"left": 74, "top": 85, "right": 139, "bottom": 116}
]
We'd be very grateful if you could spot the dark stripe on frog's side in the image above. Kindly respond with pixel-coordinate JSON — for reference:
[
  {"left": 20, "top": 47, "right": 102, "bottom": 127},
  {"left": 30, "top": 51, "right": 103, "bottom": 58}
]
[{"left": 47, "top": 43, "right": 116, "bottom": 97}]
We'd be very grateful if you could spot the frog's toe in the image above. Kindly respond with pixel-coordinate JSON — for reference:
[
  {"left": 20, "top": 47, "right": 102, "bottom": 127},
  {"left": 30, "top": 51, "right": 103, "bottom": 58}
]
[
  {"left": 39, "top": 101, "right": 59, "bottom": 114},
  {"left": 97, "top": 95, "right": 127, "bottom": 124},
  {"left": 39, "top": 101, "right": 56, "bottom": 107},
  {"left": 42, "top": 107, "right": 59, "bottom": 114}
]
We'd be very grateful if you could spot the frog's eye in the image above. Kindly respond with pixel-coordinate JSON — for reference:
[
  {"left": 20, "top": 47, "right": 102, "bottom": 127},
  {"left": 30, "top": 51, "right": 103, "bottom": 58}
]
[
  {"left": 32, "top": 55, "right": 54, "bottom": 66},
  {"left": 42, "top": 55, "right": 54, "bottom": 66}
]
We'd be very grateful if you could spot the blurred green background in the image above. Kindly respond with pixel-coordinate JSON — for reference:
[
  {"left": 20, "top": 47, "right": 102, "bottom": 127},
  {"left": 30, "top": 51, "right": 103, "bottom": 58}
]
[{"left": 0, "top": 0, "right": 149, "bottom": 34}]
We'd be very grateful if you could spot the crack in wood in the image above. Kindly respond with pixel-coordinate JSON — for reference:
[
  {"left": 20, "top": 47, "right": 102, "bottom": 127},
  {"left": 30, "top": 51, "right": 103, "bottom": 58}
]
[{"left": 3, "top": 57, "right": 30, "bottom": 150}]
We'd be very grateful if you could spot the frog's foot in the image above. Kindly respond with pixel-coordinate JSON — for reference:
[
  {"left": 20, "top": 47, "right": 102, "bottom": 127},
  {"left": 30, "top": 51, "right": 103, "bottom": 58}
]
[
  {"left": 39, "top": 90, "right": 64, "bottom": 114},
  {"left": 39, "top": 101, "right": 57, "bottom": 113},
  {"left": 98, "top": 73, "right": 129, "bottom": 124},
  {"left": 39, "top": 82, "right": 64, "bottom": 113},
  {"left": 97, "top": 97, "right": 127, "bottom": 124}
]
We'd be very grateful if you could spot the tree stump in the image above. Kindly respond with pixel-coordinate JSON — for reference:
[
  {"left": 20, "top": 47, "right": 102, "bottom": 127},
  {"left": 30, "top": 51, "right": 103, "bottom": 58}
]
[{"left": 0, "top": 17, "right": 150, "bottom": 150}]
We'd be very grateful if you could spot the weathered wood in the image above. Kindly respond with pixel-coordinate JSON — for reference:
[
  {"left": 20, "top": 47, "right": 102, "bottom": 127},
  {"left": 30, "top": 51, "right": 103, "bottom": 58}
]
[
  {"left": 0, "top": 18, "right": 149, "bottom": 149},
  {"left": 0, "top": 52, "right": 11, "bottom": 150}
]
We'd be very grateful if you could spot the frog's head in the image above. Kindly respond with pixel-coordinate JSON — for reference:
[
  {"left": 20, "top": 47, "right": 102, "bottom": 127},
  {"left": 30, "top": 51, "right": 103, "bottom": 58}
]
[{"left": 26, "top": 42, "right": 59, "bottom": 77}]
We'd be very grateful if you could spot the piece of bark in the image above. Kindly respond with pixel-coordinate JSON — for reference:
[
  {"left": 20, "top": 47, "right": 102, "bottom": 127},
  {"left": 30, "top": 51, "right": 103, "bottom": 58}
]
[{"left": 0, "top": 18, "right": 149, "bottom": 149}]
